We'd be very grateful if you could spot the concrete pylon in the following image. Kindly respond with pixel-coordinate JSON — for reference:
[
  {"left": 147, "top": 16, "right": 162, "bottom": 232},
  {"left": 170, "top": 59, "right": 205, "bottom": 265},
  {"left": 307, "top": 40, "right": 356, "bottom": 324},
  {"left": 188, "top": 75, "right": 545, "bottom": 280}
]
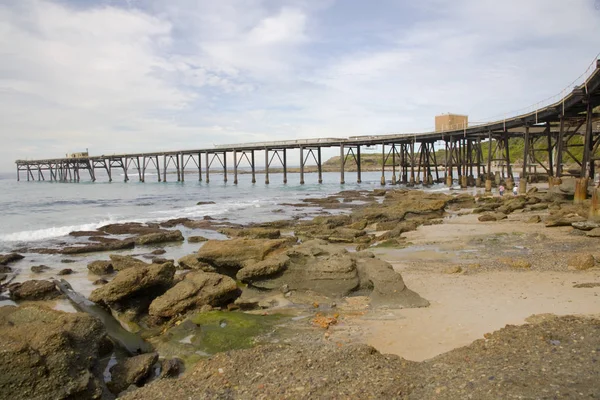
[{"left": 574, "top": 178, "right": 588, "bottom": 204}]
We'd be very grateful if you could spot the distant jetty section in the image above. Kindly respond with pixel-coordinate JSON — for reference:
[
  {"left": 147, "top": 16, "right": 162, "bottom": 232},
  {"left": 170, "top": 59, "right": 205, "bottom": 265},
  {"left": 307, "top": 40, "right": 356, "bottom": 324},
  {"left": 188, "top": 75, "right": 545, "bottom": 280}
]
[{"left": 15, "top": 59, "right": 600, "bottom": 196}]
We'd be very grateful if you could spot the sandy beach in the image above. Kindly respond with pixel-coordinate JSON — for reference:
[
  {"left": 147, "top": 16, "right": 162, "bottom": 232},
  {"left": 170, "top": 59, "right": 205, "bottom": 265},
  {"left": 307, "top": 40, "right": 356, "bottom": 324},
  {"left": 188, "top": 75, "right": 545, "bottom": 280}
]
[{"left": 347, "top": 210, "right": 600, "bottom": 361}]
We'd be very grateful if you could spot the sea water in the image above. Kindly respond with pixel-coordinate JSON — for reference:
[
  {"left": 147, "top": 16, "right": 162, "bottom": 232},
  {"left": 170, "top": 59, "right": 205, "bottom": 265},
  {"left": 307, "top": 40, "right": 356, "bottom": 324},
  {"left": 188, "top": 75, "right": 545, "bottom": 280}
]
[{"left": 0, "top": 169, "right": 448, "bottom": 297}]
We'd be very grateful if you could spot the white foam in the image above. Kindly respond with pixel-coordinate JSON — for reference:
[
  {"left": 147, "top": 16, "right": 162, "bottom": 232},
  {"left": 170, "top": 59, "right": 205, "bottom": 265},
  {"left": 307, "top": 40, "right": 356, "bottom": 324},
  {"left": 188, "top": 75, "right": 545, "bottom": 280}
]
[{"left": 0, "top": 218, "right": 117, "bottom": 242}]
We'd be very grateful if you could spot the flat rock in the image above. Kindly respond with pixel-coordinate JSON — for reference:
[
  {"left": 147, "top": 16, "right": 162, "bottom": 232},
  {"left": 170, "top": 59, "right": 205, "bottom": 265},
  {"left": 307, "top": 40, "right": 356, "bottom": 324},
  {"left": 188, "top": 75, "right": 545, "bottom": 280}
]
[
  {"left": 545, "top": 215, "right": 587, "bottom": 227},
  {"left": 188, "top": 236, "right": 208, "bottom": 243},
  {"left": 89, "top": 262, "right": 176, "bottom": 304},
  {"left": 149, "top": 271, "right": 239, "bottom": 318},
  {"left": 9, "top": 280, "right": 60, "bottom": 301},
  {"left": 572, "top": 221, "right": 600, "bottom": 231},
  {"left": 219, "top": 227, "right": 281, "bottom": 239},
  {"left": 135, "top": 230, "right": 184, "bottom": 246},
  {"left": 30, "top": 265, "right": 50, "bottom": 273},
  {"left": 526, "top": 215, "right": 541, "bottom": 224},
  {"left": 586, "top": 228, "right": 600, "bottom": 237},
  {"left": 61, "top": 239, "right": 135, "bottom": 254},
  {"left": 108, "top": 352, "right": 158, "bottom": 395}
]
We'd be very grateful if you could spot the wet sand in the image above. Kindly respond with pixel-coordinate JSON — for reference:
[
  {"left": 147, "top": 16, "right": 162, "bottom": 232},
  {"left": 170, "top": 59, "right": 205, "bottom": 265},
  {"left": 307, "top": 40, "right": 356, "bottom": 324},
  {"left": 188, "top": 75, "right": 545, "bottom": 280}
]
[{"left": 349, "top": 211, "right": 600, "bottom": 361}]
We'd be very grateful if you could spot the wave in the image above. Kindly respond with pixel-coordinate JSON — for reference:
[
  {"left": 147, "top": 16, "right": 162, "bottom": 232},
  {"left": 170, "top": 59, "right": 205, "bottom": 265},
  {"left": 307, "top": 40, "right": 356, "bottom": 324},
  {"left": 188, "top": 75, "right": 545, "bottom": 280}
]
[{"left": 0, "top": 218, "right": 118, "bottom": 242}]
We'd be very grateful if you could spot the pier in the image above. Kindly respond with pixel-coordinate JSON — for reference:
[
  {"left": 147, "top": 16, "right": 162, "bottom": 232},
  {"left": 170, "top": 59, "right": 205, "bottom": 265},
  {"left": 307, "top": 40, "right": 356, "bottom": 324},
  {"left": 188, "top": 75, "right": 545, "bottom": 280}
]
[{"left": 15, "top": 59, "right": 600, "bottom": 195}]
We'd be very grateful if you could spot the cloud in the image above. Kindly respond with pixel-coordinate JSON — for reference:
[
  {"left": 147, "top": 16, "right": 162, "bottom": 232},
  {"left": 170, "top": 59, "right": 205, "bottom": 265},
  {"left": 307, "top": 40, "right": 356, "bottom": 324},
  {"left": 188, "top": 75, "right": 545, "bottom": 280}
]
[{"left": 0, "top": 0, "right": 599, "bottom": 172}]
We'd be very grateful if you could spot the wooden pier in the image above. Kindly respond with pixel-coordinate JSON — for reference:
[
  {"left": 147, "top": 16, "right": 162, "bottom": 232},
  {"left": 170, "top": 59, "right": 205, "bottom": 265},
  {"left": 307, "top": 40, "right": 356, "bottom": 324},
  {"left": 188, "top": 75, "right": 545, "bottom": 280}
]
[{"left": 15, "top": 59, "right": 600, "bottom": 195}]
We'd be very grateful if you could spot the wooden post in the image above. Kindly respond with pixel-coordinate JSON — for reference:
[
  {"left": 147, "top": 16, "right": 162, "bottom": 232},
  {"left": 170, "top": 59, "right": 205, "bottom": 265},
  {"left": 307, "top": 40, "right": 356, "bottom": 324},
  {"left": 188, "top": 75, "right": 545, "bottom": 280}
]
[
  {"left": 546, "top": 122, "right": 553, "bottom": 178},
  {"left": 233, "top": 150, "right": 238, "bottom": 185},
  {"left": 391, "top": 145, "right": 397, "bottom": 185},
  {"left": 180, "top": 154, "right": 185, "bottom": 182},
  {"left": 283, "top": 148, "right": 287, "bottom": 184},
  {"left": 251, "top": 150, "right": 256, "bottom": 184},
  {"left": 519, "top": 126, "right": 530, "bottom": 194},
  {"left": 409, "top": 141, "right": 415, "bottom": 185},
  {"left": 340, "top": 144, "right": 345, "bottom": 184},
  {"left": 317, "top": 146, "right": 323, "bottom": 184},
  {"left": 205, "top": 152, "right": 210, "bottom": 183},
  {"left": 155, "top": 156, "right": 161, "bottom": 182},
  {"left": 198, "top": 152, "right": 202, "bottom": 182},
  {"left": 486, "top": 131, "right": 493, "bottom": 192},
  {"left": 357, "top": 145, "right": 362, "bottom": 184},
  {"left": 583, "top": 100, "right": 594, "bottom": 180},
  {"left": 176, "top": 154, "right": 180, "bottom": 182},
  {"left": 555, "top": 116, "right": 564, "bottom": 178},
  {"left": 265, "top": 149, "right": 270, "bottom": 184},
  {"left": 223, "top": 152, "right": 227, "bottom": 182},
  {"left": 299, "top": 146, "right": 304, "bottom": 185}
]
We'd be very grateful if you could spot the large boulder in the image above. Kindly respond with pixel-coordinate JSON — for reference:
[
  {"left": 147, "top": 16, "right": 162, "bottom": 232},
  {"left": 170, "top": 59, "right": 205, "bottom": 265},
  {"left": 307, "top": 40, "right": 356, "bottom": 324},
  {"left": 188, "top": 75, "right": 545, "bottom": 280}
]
[
  {"left": 9, "top": 280, "right": 60, "bottom": 301},
  {"left": 149, "top": 272, "right": 239, "bottom": 318},
  {"left": 0, "top": 305, "right": 109, "bottom": 400},
  {"left": 250, "top": 241, "right": 360, "bottom": 296},
  {"left": 196, "top": 238, "right": 294, "bottom": 272},
  {"left": 135, "top": 230, "right": 184, "bottom": 246},
  {"left": 107, "top": 352, "right": 158, "bottom": 395},
  {"left": 177, "top": 254, "right": 216, "bottom": 272},
  {"left": 89, "top": 262, "right": 176, "bottom": 304},
  {"left": 0, "top": 253, "right": 24, "bottom": 265},
  {"left": 109, "top": 254, "right": 149, "bottom": 271},
  {"left": 236, "top": 254, "right": 290, "bottom": 282},
  {"left": 87, "top": 260, "right": 114, "bottom": 275},
  {"left": 353, "top": 252, "right": 429, "bottom": 308},
  {"left": 567, "top": 254, "right": 596, "bottom": 271}
]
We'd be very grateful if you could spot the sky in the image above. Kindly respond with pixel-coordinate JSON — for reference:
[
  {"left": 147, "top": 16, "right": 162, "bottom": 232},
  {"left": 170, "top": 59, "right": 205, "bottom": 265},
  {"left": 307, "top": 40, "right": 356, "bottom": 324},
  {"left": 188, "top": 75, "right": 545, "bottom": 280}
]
[{"left": 0, "top": 0, "right": 599, "bottom": 172}]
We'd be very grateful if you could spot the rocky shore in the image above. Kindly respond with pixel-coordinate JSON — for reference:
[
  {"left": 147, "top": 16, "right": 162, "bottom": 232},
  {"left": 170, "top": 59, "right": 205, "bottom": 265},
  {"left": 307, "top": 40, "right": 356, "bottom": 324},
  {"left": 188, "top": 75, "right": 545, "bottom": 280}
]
[{"left": 1, "top": 178, "right": 599, "bottom": 399}]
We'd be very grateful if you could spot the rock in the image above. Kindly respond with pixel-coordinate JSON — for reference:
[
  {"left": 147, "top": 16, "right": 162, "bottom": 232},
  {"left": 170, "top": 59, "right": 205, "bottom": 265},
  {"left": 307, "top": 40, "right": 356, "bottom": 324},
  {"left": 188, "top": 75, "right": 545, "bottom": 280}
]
[
  {"left": 109, "top": 254, "right": 149, "bottom": 271},
  {"left": 60, "top": 259, "right": 76, "bottom": 263},
  {"left": 99, "top": 222, "right": 163, "bottom": 235},
  {"left": 58, "top": 268, "right": 74, "bottom": 276},
  {"left": 93, "top": 279, "right": 108, "bottom": 285},
  {"left": 149, "top": 271, "right": 239, "bottom": 318},
  {"left": 586, "top": 228, "right": 600, "bottom": 237},
  {"left": 236, "top": 255, "right": 290, "bottom": 282},
  {"left": 478, "top": 213, "right": 507, "bottom": 222},
  {"left": 196, "top": 238, "right": 294, "bottom": 271},
  {"left": 177, "top": 254, "right": 216, "bottom": 272},
  {"left": 61, "top": 239, "right": 135, "bottom": 254},
  {"left": 526, "top": 215, "right": 541, "bottom": 223},
  {"left": 196, "top": 201, "right": 216, "bottom": 205},
  {"left": 328, "top": 227, "right": 365, "bottom": 243},
  {"left": 219, "top": 227, "right": 281, "bottom": 239},
  {"left": 443, "top": 265, "right": 463, "bottom": 274},
  {"left": 572, "top": 221, "right": 600, "bottom": 231},
  {"left": 0, "top": 265, "right": 11, "bottom": 273},
  {"left": 545, "top": 215, "right": 587, "bottom": 227},
  {"left": 0, "top": 253, "right": 24, "bottom": 265},
  {"left": 188, "top": 236, "right": 209, "bottom": 243},
  {"left": 527, "top": 187, "right": 539, "bottom": 194},
  {"left": 528, "top": 202, "right": 548, "bottom": 211},
  {"left": 353, "top": 253, "right": 429, "bottom": 308},
  {"left": 567, "top": 254, "right": 595, "bottom": 270},
  {"left": 0, "top": 273, "right": 7, "bottom": 282},
  {"left": 510, "top": 260, "right": 532, "bottom": 269},
  {"left": 89, "top": 262, "right": 176, "bottom": 304},
  {"left": 160, "top": 358, "right": 183, "bottom": 378},
  {"left": 87, "top": 260, "right": 114, "bottom": 275},
  {"left": 135, "top": 230, "right": 184, "bottom": 246},
  {"left": 69, "top": 230, "right": 107, "bottom": 237},
  {"left": 9, "top": 280, "right": 60, "bottom": 300},
  {"left": 108, "top": 352, "right": 159, "bottom": 394},
  {"left": 159, "top": 218, "right": 194, "bottom": 228},
  {"left": 558, "top": 177, "right": 576, "bottom": 194},
  {"left": 0, "top": 305, "right": 109, "bottom": 400},
  {"left": 30, "top": 264, "right": 50, "bottom": 273},
  {"left": 151, "top": 249, "right": 166, "bottom": 255}
]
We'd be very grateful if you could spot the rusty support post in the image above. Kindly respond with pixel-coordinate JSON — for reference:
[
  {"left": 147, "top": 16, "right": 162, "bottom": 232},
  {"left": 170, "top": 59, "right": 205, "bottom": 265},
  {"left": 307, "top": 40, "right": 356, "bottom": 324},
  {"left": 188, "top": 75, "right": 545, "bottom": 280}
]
[
  {"left": 590, "top": 188, "right": 600, "bottom": 221},
  {"left": 391, "top": 145, "right": 397, "bottom": 185},
  {"left": 264, "top": 149, "right": 270, "bottom": 185},
  {"left": 381, "top": 144, "right": 386, "bottom": 185},
  {"left": 180, "top": 154, "right": 185, "bottom": 182},
  {"left": 251, "top": 150, "right": 256, "bottom": 184},
  {"left": 555, "top": 116, "right": 564, "bottom": 178},
  {"left": 176, "top": 155, "right": 180, "bottom": 182},
  {"left": 340, "top": 144, "right": 345, "bottom": 184},
  {"left": 583, "top": 100, "right": 594, "bottom": 180},
  {"left": 163, "top": 155, "right": 167, "bottom": 182},
  {"left": 299, "top": 147, "right": 304, "bottom": 185},
  {"left": 198, "top": 152, "right": 202, "bottom": 182},
  {"left": 519, "top": 126, "right": 530, "bottom": 194},
  {"left": 283, "top": 148, "right": 287, "bottom": 184},
  {"left": 223, "top": 152, "right": 227, "bottom": 183},
  {"left": 317, "top": 147, "right": 323, "bottom": 184},
  {"left": 205, "top": 152, "right": 210, "bottom": 183},
  {"left": 233, "top": 150, "right": 238, "bottom": 185},
  {"left": 356, "top": 145, "right": 362, "bottom": 184},
  {"left": 409, "top": 141, "right": 415, "bottom": 186}
]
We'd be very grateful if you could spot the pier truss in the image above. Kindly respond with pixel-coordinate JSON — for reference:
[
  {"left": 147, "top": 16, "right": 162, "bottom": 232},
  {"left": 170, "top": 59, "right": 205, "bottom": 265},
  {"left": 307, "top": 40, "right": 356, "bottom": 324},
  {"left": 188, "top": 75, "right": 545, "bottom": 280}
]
[{"left": 15, "top": 59, "right": 600, "bottom": 195}]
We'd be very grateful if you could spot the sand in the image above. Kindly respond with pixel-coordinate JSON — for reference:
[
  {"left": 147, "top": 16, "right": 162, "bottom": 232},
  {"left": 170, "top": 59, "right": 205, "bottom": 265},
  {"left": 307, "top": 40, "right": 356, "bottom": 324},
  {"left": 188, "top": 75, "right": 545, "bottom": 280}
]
[{"left": 349, "top": 211, "right": 600, "bottom": 361}]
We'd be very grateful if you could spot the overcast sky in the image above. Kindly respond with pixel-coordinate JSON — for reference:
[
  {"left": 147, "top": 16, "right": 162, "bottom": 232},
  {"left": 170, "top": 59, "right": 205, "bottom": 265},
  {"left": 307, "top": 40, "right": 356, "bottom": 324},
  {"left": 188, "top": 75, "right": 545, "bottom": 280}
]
[{"left": 1, "top": 0, "right": 599, "bottom": 172}]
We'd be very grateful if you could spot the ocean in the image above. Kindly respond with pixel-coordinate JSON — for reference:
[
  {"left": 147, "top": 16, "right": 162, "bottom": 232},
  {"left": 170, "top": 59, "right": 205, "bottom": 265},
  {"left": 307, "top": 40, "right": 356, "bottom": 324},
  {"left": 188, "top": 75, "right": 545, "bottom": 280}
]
[{"left": 1, "top": 169, "right": 446, "bottom": 299}]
